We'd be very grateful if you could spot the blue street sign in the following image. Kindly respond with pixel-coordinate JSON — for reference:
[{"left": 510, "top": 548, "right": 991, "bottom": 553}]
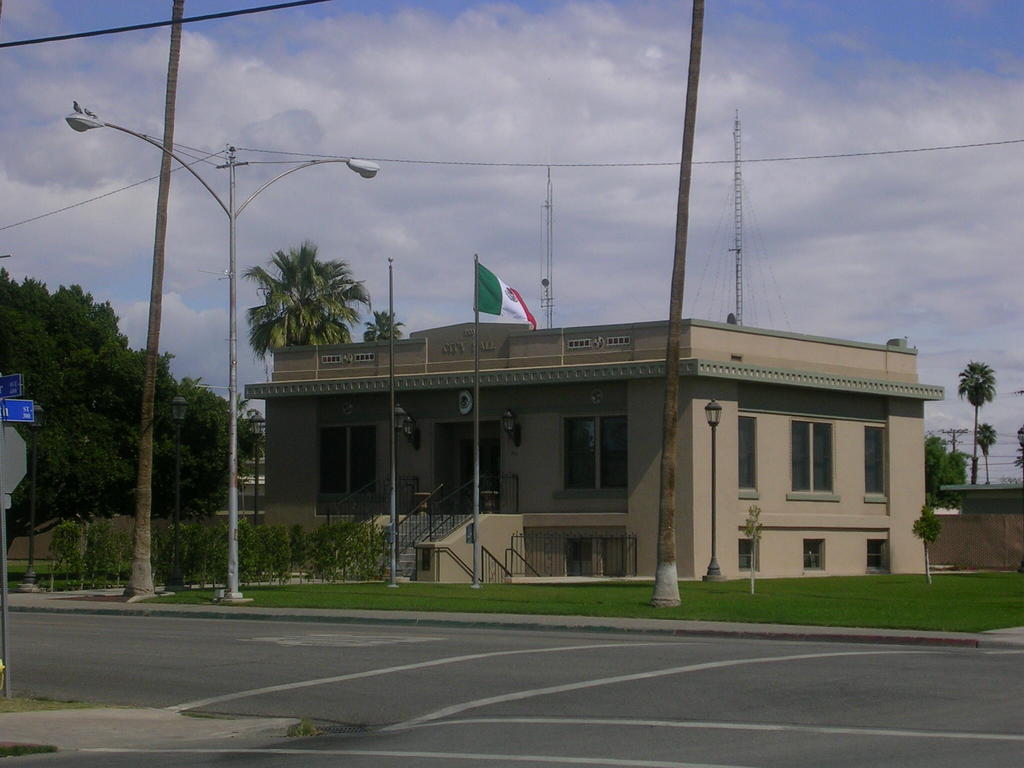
[
  {"left": 1, "top": 399, "right": 34, "bottom": 423},
  {"left": 0, "top": 374, "right": 23, "bottom": 398}
]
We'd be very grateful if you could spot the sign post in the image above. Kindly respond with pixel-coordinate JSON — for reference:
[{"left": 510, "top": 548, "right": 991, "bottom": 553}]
[{"left": 0, "top": 372, "right": 30, "bottom": 698}]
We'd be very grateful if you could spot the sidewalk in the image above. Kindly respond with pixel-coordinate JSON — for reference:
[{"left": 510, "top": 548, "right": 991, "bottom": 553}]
[{"left": 3, "top": 587, "right": 1022, "bottom": 752}]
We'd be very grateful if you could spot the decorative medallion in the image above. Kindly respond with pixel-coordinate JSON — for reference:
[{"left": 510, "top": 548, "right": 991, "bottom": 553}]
[{"left": 458, "top": 389, "right": 474, "bottom": 415}]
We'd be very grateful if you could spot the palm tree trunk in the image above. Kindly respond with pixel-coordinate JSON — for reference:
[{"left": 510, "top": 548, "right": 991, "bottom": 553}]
[
  {"left": 125, "top": 0, "right": 185, "bottom": 596},
  {"left": 651, "top": 0, "right": 704, "bottom": 607},
  {"left": 971, "top": 405, "right": 979, "bottom": 484}
]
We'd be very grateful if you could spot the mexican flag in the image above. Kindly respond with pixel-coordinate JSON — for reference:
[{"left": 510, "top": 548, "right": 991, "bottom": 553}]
[{"left": 476, "top": 262, "right": 537, "bottom": 330}]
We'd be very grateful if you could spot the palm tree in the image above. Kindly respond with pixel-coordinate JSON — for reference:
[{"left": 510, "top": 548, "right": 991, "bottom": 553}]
[
  {"left": 957, "top": 361, "right": 996, "bottom": 485},
  {"left": 126, "top": 0, "right": 185, "bottom": 598},
  {"left": 363, "top": 311, "right": 404, "bottom": 342},
  {"left": 244, "top": 241, "right": 370, "bottom": 358},
  {"left": 976, "top": 423, "right": 996, "bottom": 484},
  {"left": 651, "top": 0, "right": 704, "bottom": 607}
]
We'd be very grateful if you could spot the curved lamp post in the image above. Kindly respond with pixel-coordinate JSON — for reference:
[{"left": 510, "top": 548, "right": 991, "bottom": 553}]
[
  {"left": 67, "top": 107, "right": 379, "bottom": 601},
  {"left": 702, "top": 399, "right": 724, "bottom": 582},
  {"left": 168, "top": 395, "right": 187, "bottom": 590},
  {"left": 18, "top": 405, "right": 44, "bottom": 592}
]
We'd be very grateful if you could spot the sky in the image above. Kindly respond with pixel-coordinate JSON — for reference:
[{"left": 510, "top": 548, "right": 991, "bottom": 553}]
[{"left": 2, "top": 0, "right": 1023, "bottom": 479}]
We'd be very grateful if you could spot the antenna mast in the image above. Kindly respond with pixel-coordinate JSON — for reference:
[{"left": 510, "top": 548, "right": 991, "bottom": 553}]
[
  {"left": 540, "top": 166, "right": 554, "bottom": 328},
  {"left": 730, "top": 110, "right": 743, "bottom": 325}
]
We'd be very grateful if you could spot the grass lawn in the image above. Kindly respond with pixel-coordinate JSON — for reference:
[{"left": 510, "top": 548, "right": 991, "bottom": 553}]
[
  {"left": 0, "top": 698, "right": 97, "bottom": 714},
  {"left": 149, "top": 573, "right": 1024, "bottom": 633}
]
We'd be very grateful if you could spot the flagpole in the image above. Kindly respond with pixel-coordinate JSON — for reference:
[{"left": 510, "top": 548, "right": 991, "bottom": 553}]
[
  {"left": 472, "top": 254, "right": 482, "bottom": 588},
  {"left": 388, "top": 257, "right": 398, "bottom": 588}
]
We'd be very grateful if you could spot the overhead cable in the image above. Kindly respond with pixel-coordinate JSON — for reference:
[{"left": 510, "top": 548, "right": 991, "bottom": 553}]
[{"left": 0, "top": 0, "right": 334, "bottom": 49}]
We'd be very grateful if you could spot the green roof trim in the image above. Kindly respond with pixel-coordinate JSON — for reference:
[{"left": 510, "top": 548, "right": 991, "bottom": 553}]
[{"left": 247, "top": 357, "right": 943, "bottom": 401}]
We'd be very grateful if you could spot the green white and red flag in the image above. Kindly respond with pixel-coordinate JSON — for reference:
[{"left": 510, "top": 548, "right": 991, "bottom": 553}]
[{"left": 475, "top": 261, "right": 536, "bottom": 330}]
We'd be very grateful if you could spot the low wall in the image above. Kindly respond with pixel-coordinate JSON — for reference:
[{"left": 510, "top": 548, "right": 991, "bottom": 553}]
[{"left": 931, "top": 513, "right": 1023, "bottom": 570}]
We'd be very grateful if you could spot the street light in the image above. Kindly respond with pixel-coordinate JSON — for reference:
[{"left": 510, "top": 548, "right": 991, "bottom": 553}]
[
  {"left": 702, "top": 399, "right": 724, "bottom": 582},
  {"left": 251, "top": 412, "right": 265, "bottom": 526},
  {"left": 1017, "top": 425, "right": 1024, "bottom": 574},
  {"left": 17, "top": 404, "right": 44, "bottom": 593},
  {"left": 167, "top": 395, "right": 187, "bottom": 590},
  {"left": 68, "top": 106, "right": 378, "bottom": 601}
]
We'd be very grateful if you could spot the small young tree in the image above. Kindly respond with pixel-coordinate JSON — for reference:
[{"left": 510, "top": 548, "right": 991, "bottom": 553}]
[
  {"left": 742, "top": 505, "right": 763, "bottom": 595},
  {"left": 50, "top": 520, "right": 83, "bottom": 590},
  {"left": 912, "top": 505, "right": 942, "bottom": 584}
]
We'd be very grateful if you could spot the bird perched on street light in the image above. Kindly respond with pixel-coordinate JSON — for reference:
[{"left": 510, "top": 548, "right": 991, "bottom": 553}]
[{"left": 72, "top": 101, "right": 97, "bottom": 118}]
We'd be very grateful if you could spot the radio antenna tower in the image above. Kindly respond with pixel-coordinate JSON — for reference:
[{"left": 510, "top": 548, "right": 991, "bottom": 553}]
[
  {"left": 540, "top": 166, "right": 555, "bottom": 328},
  {"left": 729, "top": 110, "right": 744, "bottom": 326}
]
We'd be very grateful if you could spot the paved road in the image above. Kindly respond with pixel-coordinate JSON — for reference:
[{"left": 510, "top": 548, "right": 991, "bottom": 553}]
[{"left": 7, "top": 611, "right": 1024, "bottom": 767}]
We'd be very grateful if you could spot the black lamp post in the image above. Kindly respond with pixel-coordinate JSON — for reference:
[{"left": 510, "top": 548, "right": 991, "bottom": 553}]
[
  {"left": 703, "top": 399, "right": 724, "bottom": 582},
  {"left": 167, "top": 395, "right": 187, "bottom": 590},
  {"left": 18, "top": 404, "right": 44, "bottom": 592},
  {"left": 1017, "top": 425, "right": 1024, "bottom": 574},
  {"left": 251, "top": 413, "right": 265, "bottom": 526}
]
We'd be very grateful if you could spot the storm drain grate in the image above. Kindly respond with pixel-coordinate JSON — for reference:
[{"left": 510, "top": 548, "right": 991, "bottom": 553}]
[{"left": 317, "top": 724, "right": 372, "bottom": 736}]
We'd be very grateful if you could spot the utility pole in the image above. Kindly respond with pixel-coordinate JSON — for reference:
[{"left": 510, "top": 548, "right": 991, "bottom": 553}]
[{"left": 938, "top": 428, "right": 969, "bottom": 454}]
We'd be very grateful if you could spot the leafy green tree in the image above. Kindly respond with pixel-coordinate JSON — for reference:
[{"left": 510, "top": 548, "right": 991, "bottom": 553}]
[
  {"left": 976, "top": 424, "right": 997, "bottom": 485},
  {"left": 957, "top": 361, "right": 996, "bottom": 484},
  {"left": 912, "top": 505, "right": 942, "bottom": 584},
  {"left": 924, "top": 436, "right": 967, "bottom": 509},
  {"left": 0, "top": 272, "right": 228, "bottom": 539},
  {"left": 363, "top": 311, "right": 404, "bottom": 342},
  {"left": 742, "top": 505, "right": 762, "bottom": 596},
  {"left": 243, "top": 241, "right": 370, "bottom": 359}
]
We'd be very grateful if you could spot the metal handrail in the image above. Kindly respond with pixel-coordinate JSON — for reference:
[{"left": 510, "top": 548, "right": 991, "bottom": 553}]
[
  {"left": 482, "top": 546, "right": 510, "bottom": 583},
  {"left": 505, "top": 547, "right": 541, "bottom": 577},
  {"left": 318, "top": 477, "right": 382, "bottom": 523},
  {"left": 430, "top": 546, "right": 474, "bottom": 580}
]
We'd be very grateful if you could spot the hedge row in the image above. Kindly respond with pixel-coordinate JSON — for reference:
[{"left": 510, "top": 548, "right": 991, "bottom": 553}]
[{"left": 47, "top": 518, "right": 386, "bottom": 589}]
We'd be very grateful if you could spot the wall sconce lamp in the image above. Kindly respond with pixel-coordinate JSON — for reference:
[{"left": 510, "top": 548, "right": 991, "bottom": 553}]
[
  {"left": 502, "top": 408, "right": 522, "bottom": 447},
  {"left": 395, "top": 403, "right": 420, "bottom": 450}
]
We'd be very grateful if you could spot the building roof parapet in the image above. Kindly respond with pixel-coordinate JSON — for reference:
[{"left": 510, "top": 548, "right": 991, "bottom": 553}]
[{"left": 247, "top": 357, "right": 943, "bottom": 401}]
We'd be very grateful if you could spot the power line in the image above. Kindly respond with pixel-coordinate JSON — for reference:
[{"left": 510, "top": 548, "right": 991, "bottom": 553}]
[
  {"left": 4, "top": 134, "right": 1023, "bottom": 234},
  {"left": 235, "top": 137, "right": 1024, "bottom": 168},
  {"left": 0, "top": 0, "right": 334, "bottom": 49},
  {"left": 0, "top": 149, "right": 223, "bottom": 233}
]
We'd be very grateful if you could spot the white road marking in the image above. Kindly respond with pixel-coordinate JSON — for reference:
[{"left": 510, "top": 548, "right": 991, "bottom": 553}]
[
  {"left": 241, "top": 633, "right": 444, "bottom": 647},
  {"left": 386, "top": 650, "right": 924, "bottom": 731},
  {"left": 167, "top": 641, "right": 675, "bottom": 712},
  {"left": 82, "top": 748, "right": 755, "bottom": 767},
  {"left": 983, "top": 649, "right": 1024, "bottom": 655},
  {"left": 409, "top": 716, "right": 1024, "bottom": 743}
]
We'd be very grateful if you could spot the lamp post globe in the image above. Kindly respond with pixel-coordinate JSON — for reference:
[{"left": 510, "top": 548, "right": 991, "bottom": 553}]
[
  {"left": 703, "top": 399, "right": 724, "bottom": 582},
  {"left": 167, "top": 395, "right": 187, "bottom": 590}
]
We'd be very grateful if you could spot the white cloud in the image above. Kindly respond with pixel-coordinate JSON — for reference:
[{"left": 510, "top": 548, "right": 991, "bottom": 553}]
[{"left": 2, "top": 0, "right": 1022, "bottom": 444}]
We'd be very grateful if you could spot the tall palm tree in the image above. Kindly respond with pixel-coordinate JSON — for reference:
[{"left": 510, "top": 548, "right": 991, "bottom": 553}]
[
  {"left": 651, "top": 0, "right": 704, "bottom": 607},
  {"left": 363, "top": 310, "right": 404, "bottom": 342},
  {"left": 244, "top": 241, "right": 370, "bottom": 359},
  {"left": 126, "top": 0, "right": 185, "bottom": 598},
  {"left": 976, "top": 423, "right": 996, "bottom": 484},
  {"left": 957, "top": 361, "right": 996, "bottom": 485}
]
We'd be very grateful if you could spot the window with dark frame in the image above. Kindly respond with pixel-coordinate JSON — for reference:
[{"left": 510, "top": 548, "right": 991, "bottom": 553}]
[
  {"left": 319, "top": 425, "right": 376, "bottom": 494},
  {"left": 738, "top": 415, "right": 757, "bottom": 489},
  {"left": 866, "top": 539, "right": 887, "bottom": 571},
  {"left": 564, "top": 415, "right": 628, "bottom": 489},
  {"left": 792, "top": 421, "right": 833, "bottom": 492},
  {"left": 803, "top": 538, "right": 824, "bottom": 570},
  {"left": 864, "top": 426, "right": 885, "bottom": 495},
  {"left": 738, "top": 538, "right": 758, "bottom": 571}
]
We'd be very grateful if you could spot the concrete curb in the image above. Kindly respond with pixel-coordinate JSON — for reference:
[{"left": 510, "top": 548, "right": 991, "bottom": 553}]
[{"left": 10, "top": 600, "right": 1012, "bottom": 649}]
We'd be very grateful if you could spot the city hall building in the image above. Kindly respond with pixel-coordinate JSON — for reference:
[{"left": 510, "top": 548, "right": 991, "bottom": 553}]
[{"left": 246, "top": 318, "right": 943, "bottom": 582}]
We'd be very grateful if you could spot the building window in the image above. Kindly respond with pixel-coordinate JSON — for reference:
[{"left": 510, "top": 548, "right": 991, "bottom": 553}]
[
  {"left": 738, "top": 416, "right": 757, "bottom": 490},
  {"left": 564, "top": 416, "right": 627, "bottom": 489},
  {"left": 606, "top": 335, "right": 631, "bottom": 347},
  {"left": 864, "top": 426, "right": 885, "bottom": 495},
  {"left": 738, "top": 538, "right": 758, "bottom": 571},
  {"left": 319, "top": 425, "right": 376, "bottom": 494},
  {"left": 866, "top": 539, "right": 888, "bottom": 571},
  {"left": 791, "top": 421, "right": 833, "bottom": 492},
  {"left": 803, "top": 539, "right": 825, "bottom": 570},
  {"left": 567, "top": 338, "right": 592, "bottom": 350},
  {"left": 353, "top": 352, "right": 375, "bottom": 363}
]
